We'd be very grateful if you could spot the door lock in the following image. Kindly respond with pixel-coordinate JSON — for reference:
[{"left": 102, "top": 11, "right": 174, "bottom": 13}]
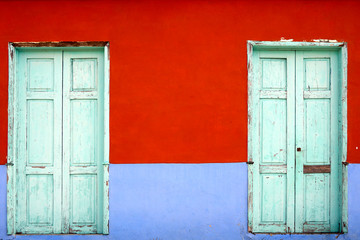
[{"left": 297, "top": 147, "right": 301, "bottom": 152}]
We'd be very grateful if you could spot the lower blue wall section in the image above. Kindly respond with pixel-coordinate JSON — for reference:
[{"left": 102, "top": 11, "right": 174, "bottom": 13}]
[{"left": 0, "top": 163, "right": 359, "bottom": 239}]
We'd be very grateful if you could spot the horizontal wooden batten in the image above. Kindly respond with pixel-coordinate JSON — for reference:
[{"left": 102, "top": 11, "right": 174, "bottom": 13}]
[
  {"left": 303, "top": 165, "right": 331, "bottom": 174},
  {"left": 259, "top": 165, "right": 287, "bottom": 174},
  {"left": 11, "top": 41, "right": 108, "bottom": 48},
  {"left": 69, "top": 166, "right": 98, "bottom": 174},
  {"left": 303, "top": 91, "right": 331, "bottom": 99},
  {"left": 21, "top": 226, "right": 54, "bottom": 234},
  {"left": 303, "top": 223, "right": 331, "bottom": 233},
  {"left": 259, "top": 90, "right": 287, "bottom": 99},
  {"left": 249, "top": 41, "right": 345, "bottom": 50},
  {"left": 26, "top": 92, "right": 56, "bottom": 99},
  {"left": 69, "top": 92, "right": 98, "bottom": 99},
  {"left": 25, "top": 167, "right": 54, "bottom": 175},
  {"left": 69, "top": 225, "right": 97, "bottom": 234}
]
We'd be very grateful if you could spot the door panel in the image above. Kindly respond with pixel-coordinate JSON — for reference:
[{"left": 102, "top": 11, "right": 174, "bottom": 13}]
[
  {"left": 71, "top": 175, "right": 97, "bottom": 224},
  {"left": 71, "top": 58, "right": 97, "bottom": 91},
  {"left": 27, "top": 58, "right": 55, "bottom": 92},
  {"left": 295, "top": 51, "right": 340, "bottom": 233},
  {"left": 260, "top": 174, "right": 287, "bottom": 223},
  {"left": 63, "top": 50, "right": 104, "bottom": 234},
  {"left": 251, "top": 51, "right": 295, "bottom": 233},
  {"left": 261, "top": 99, "right": 287, "bottom": 164},
  {"left": 261, "top": 58, "right": 287, "bottom": 90},
  {"left": 26, "top": 100, "right": 54, "bottom": 165},
  {"left": 304, "top": 99, "right": 330, "bottom": 164},
  {"left": 304, "top": 174, "right": 330, "bottom": 222},
  {"left": 304, "top": 58, "right": 330, "bottom": 90},
  {"left": 70, "top": 100, "right": 97, "bottom": 166},
  {"left": 16, "top": 50, "right": 62, "bottom": 234},
  {"left": 27, "top": 175, "right": 54, "bottom": 225}
]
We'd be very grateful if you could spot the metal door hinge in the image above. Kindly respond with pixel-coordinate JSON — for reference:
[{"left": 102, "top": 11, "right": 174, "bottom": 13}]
[
  {"left": 5, "top": 162, "right": 14, "bottom": 166},
  {"left": 342, "top": 161, "right": 349, "bottom": 166},
  {"left": 247, "top": 161, "right": 254, "bottom": 165}
]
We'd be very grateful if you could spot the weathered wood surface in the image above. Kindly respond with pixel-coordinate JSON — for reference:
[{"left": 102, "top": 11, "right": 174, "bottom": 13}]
[
  {"left": 9, "top": 46, "right": 108, "bottom": 234},
  {"left": 248, "top": 42, "right": 346, "bottom": 234}
]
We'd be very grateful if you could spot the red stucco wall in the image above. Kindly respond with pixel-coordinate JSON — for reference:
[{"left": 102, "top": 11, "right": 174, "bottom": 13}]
[{"left": 0, "top": 0, "right": 359, "bottom": 164}]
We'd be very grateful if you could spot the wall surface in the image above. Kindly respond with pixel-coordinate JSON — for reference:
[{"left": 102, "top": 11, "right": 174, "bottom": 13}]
[
  {"left": 0, "top": 0, "right": 359, "bottom": 164},
  {"left": 0, "top": 164, "right": 359, "bottom": 239},
  {"left": 0, "top": 0, "right": 359, "bottom": 239}
]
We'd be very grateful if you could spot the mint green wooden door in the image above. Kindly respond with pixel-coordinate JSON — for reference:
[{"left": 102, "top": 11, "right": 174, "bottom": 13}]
[
  {"left": 249, "top": 51, "right": 296, "bottom": 233},
  {"left": 62, "top": 50, "right": 104, "bottom": 234},
  {"left": 16, "top": 50, "right": 63, "bottom": 234},
  {"left": 295, "top": 51, "right": 341, "bottom": 233},
  {"left": 15, "top": 48, "right": 105, "bottom": 234},
  {"left": 249, "top": 49, "right": 342, "bottom": 233}
]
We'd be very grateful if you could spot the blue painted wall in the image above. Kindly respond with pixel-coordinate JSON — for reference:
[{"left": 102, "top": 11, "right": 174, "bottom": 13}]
[{"left": 0, "top": 164, "right": 359, "bottom": 239}]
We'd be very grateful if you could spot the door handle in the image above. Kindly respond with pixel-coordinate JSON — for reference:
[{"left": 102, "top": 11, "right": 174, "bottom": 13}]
[{"left": 297, "top": 147, "right": 301, "bottom": 152}]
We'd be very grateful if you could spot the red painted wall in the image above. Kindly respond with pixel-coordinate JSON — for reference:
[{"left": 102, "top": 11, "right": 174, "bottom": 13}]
[{"left": 0, "top": 0, "right": 359, "bottom": 164}]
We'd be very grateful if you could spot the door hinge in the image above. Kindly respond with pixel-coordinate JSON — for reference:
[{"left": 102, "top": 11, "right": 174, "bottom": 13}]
[
  {"left": 5, "top": 162, "right": 14, "bottom": 166},
  {"left": 247, "top": 161, "right": 254, "bottom": 165}
]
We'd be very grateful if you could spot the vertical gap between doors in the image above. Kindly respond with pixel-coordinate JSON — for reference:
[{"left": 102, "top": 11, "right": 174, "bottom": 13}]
[
  {"left": 293, "top": 50, "right": 297, "bottom": 233},
  {"left": 61, "top": 50, "right": 64, "bottom": 233}
]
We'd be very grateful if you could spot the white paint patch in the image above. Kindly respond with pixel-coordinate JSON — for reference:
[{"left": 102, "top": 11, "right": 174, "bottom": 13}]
[
  {"left": 280, "top": 37, "right": 293, "bottom": 42},
  {"left": 312, "top": 39, "right": 338, "bottom": 43}
]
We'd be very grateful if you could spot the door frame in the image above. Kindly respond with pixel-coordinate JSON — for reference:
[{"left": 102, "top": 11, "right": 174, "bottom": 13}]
[
  {"left": 7, "top": 41, "right": 110, "bottom": 235},
  {"left": 247, "top": 41, "right": 348, "bottom": 233}
]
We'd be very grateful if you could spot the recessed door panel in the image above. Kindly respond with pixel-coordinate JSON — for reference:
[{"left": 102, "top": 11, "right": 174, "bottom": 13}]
[
  {"left": 27, "top": 175, "right": 54, "bottom": 225},
  {"left": 261, "top": 100, "right": 287, "bottom": 164},
  {"left": 70, "top": 100, "right": 97, "bottom": 166},
  {"left": 27, "top": 58, "right": 54, "bottom": 92},
  {"left": 70, "top": 175, "right": 97, "bottom": 225},
  {"left": 304, "top": 59, "right": 330, "bottom": 90},
  {"left": 261, "top": 58, "right": 287, "bottom": 90},
  {"left": 260, "top": 174, "right": 287, "bottom": 223},
  {"left": 304, "top": 174, "right": 330, "bottom": 223},
  {"left": 305, "top": 99, "right": 330, "bottom": 164},
  {"left": 27, "top": 100, "right": 54, "bottom": 166},
  {"left": 71, "top": 58, "right": 97, "bottom": 91}
]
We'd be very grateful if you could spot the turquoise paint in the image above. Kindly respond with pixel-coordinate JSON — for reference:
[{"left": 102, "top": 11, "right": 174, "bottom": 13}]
[
  {"left": 249, "top": 47, "right": 344, "bottom": 233},
  {"left": 249, "top": 50, "right": 296, "bottom": 233},
  {"left": 11, "top": 48, "right": 107, "bottom": 234},
  {"left": 0, "top": 164, "right": 359, "bottom": 239}
]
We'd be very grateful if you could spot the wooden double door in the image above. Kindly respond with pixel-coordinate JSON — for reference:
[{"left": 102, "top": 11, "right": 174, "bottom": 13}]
[
  {"left": 249, "top": 49, "right": 344, "bottom": 233},
  {"left": 14, "top": 48, "right": 105, "bottom": 234}
]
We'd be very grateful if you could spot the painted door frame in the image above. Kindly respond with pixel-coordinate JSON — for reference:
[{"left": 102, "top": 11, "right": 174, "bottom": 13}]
[
  {"left": 247, "top": 41, "right": 348, "bottom": 233},
  {"left": 7, "top": 41, "right": 110, "bottom": 235}
]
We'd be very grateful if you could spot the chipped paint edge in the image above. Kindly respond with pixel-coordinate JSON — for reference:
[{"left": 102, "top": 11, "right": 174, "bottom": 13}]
[
  {"left": 246, "top": 40, "right": 348, "bottom": 234},
  {"left": 247, "top": 41, "right": 254, "bottom": 233},
  {"left": 7, "top": 42, "right": 16, "bottom": 235},
  {"left": 341, "top": 43, "right": 348, "bottom": 233},
  {"left": 103, "top": 42, "right": 110, "bottom": 235},
  {"left": 248, "top": 40, "right": 345, "bottom": 49},
  {"left": 10, "top": 41, "right": 108, "bottom": 48}
]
